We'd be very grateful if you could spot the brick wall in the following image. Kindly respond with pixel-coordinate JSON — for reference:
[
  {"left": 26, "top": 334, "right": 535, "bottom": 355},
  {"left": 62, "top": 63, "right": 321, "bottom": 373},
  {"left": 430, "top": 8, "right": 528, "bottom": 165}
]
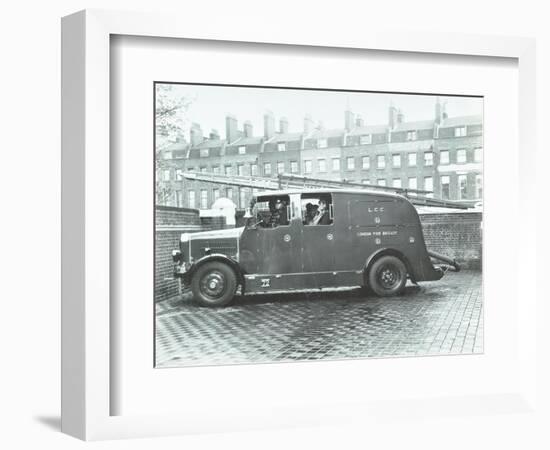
[
  {"left": 155, "top": 206, "right": 227, "bottom": 303},
  {"left": 419, "top": 211, "right": 482, "bottom": 270}
]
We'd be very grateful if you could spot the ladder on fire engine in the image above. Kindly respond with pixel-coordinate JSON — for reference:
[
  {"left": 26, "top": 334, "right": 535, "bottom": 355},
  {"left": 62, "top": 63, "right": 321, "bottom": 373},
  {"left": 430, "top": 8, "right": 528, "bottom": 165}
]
[{"left": 182, "top": 171, "right": 472, "bottom": 209}]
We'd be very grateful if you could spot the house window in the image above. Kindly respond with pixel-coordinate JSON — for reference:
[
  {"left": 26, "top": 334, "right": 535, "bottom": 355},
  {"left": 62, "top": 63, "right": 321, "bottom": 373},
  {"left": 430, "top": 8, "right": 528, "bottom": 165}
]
[
  {"left": 392, "top": 154, "right": 401, "bottom": 168},
  {"left": 441, "top": 175, "right": 450, "bottom": 200},
  {"left": 332, "top": 158, "right": 340, "bottom": 171},
  {"left": 424, "top": 177, "right": 433, "bottom": 198},
  {"left": 359, "top": 135, "right": 372, "bottom": 145},
  {"left": 406, "top": 130, "right": 417, "bottom": 141},
  {"left": 224, "top": 165, "right": 232, "bottom": 175},
  {"left": 213, "top": 188, "right": 220, "bottom": 202},
  {"left": 188, "top": 190, "right": 196, "bottom": 208},
  {"left": 408, "top": 153, "right": 417, "bottom": 167},
  {"left": 263, "top": 162, "right": 272, "bottom": 176},
  {"left": 362, "top": 156, "right": 370, "bottom": 170},
  {"left": 455, "top": 126, "right": 467, "bottom": 137},
  {"left": 474, "top": 147, "right": 483, "bottom": 162},
  {"left": 162, "top": 169, "right": 171, "bottom": 181},
  {"left": 457, "top": 149, "right": 467, "bottom": 163},
  {"left": 424, "top": 151, "right": 434, "bottom": 166},
  {"left": 176, "top": 169, "right": 184, "bottom": 180},
  {"left": 212, "top": 165, "right": 220, "bottom": 174},
  {"left": 458, "top": 174, "right": 468, "bottom": 199},
  {"left": 200, "top": 166, "right": 208, "bottom": 173},
  {"left": 238, "top": 146, "right": 246, "bottom": 155},
  {"left": 186, "top": 166, "right": 194, "bottom": 172},
  {"left": 318, "top": 159, "right": 327, "bottom": 173},
  {"left": 290, "top": 160, "right": 299, "bottom": 173},
  {"left": 377, "top": 154, "right": 385, "bottom": 169},
  {"left": 475, "top": 174, "right": 483, "bottom": 199},
  {"left": 175, "top": 190, "right": 183, "bottom": 207},
  {"left": 304, "top": 160, "right": 312, "bottom": 173},
  {"left": 250, "top": 163, "right": 258, "bottom": 176},
  {"left": 277, "top": 161, "right": 285, "bottom": 174},
  {"left": 347, "top": 156, "right": 355, "bottom": 170},
  {"left": 199, "top": 148, "right": 209, "bottom": 158},
  {"left": 408, "top": 177, "right": 417, "bottom": 191},
  {"left": 277, "top": 142, "right": 286, "bottom": 152},
  {"left": 377, "top": 179, "right": 387, "bottom": 187},
  {"left": 440, "top": 150, "right": 449, "bottom": 165},
  {"left": 200, "top": 189, "right": 208, "bottom": 209},
  {"left": 237, "top": 164, "right": 245, "bottom": 176},
  {"left": 318, "top": 138, "right": 328, "bottom": 148},
  {"left": 392, "top": 178, "right": 402, "bottom": 188},
  {"left": 362, "top": 179, "right": 370, "bottom": 184},
  {"left": 225, "top": 187, "right": 233, "bottom": 199}
]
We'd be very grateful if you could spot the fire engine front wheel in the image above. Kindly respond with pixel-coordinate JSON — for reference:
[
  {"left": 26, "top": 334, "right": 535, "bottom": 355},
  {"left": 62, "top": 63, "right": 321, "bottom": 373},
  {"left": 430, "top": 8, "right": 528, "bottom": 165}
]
[
  {"left": 191, "top": 262, "right": 237, "bottom": 307},
  {"left": 368, "top": 255, "right": 407, "bottom": 297}
]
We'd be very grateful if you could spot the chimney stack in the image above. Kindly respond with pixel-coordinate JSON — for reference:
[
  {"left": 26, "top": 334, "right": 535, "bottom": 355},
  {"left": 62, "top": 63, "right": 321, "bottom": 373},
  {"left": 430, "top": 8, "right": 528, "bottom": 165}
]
[
  {"left": 209, "top": 129, "right": 220, "bottom": 140},
  {"left": 225, "top": 114, "right": 239, "bottom": 144},
  {"left": 388, "top": 104, "right": 398, "bottom": 129},
  {"left": 243, "top": 121, "right": 253, "bottom": 138},
  {"left": 304, "top": 114, "right": 314, "bottom": 134},
  {"left": 190, "top": 123, "right": 203, "bottom": 146},
  {"left": 279, "top": 117, "right": 289, "bottom": 134},
  {"left": 345, "top": 109, "right": 355, "bottom": 131},
  {"left": 264, "top": 111, "right": 275, "bottom": 139},
  {"left": 397, "top": 110, "right": 404, "bottom": 125},
  {"left": 355, "top": 115, "right": 365, "bottom": 127},
  {"left": 435, "top": 97, "right": 444, "bottom": 124}
]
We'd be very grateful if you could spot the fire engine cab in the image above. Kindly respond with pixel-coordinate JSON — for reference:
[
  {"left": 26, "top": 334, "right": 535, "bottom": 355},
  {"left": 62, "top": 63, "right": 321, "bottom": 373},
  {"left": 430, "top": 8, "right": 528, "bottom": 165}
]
[{"left": 172, "top": 188, "right": 460, "bottom": 307}]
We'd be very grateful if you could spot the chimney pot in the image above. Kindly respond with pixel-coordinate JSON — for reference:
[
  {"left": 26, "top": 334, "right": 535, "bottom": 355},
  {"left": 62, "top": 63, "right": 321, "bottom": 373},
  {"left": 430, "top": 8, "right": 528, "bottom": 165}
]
[
  {"left": 388, "top": 104, "right": 398, "bottom": 129},
  {"left": 264, "top": 111, "right": 275, "bottom": 139},
  {"left": 225, "top": 114, "right": 239, "bottom": 144},
  {"left": 190, "top": 123, "right": 203, "bottom": 146},
  {"left": 243, "top": 121, "right": 253, "bottom": 138},
  {"left": 279, "top": 117, "right": 289, "bottom": 134},
  {"left": 345, "top": 110, "right": 355, "bottom": 131},
  {"left": 304, "top": 114, "right": 314, "bottom": 134}
]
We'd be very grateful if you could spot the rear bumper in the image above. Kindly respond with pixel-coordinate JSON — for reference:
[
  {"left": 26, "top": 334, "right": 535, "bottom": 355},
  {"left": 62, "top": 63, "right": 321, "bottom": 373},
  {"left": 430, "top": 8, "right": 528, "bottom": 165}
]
[{"left": 428, "top": 251, "right": 461, "bottom": 272}]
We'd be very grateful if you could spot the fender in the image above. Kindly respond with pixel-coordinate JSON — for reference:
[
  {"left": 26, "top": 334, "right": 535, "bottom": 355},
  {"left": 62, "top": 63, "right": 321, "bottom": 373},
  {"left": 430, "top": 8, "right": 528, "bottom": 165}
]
[
  {"left": 183, "top": 253, "right": 246, "bottom": 291},
  {"left": 363, "top": 247, "right": 415, "bottom": 285}
]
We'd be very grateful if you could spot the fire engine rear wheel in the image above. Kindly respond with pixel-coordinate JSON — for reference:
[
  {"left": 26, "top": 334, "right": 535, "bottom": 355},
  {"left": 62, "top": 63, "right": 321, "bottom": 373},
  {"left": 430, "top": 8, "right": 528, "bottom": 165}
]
[
  {"left": 368, "top": 255, "right": 407, "bottom": 297},
  {"left": 191, "top": 261, "right": 237, "bottom": 307}
]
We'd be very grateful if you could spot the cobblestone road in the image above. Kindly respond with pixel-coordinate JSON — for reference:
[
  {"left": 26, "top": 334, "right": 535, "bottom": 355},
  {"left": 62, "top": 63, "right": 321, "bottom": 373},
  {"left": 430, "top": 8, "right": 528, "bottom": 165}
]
[{"left": 155, "top": 270, "right": 483, "bottom": 368}]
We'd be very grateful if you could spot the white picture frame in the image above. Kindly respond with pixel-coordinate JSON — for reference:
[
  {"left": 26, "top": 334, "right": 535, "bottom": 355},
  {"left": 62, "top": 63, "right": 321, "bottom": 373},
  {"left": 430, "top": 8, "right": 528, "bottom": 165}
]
[{"left": 61, "top": 9, "right": 537, "bottom": 441}]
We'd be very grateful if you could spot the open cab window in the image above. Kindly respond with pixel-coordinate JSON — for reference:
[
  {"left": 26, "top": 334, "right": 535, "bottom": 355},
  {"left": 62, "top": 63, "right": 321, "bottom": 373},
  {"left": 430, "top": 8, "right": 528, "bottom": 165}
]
[
  {"left": 301, "top": 194, "right": 333, "bottom": 226},
  {"left": 248, "top": 194, "right": 291, "bottom": 228}
]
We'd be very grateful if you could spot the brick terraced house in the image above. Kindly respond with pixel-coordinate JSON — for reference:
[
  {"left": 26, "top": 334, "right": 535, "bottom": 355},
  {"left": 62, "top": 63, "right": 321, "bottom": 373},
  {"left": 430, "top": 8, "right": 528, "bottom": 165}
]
[{"left": 157, "top": 98, "right": 482, "bottom": 210}]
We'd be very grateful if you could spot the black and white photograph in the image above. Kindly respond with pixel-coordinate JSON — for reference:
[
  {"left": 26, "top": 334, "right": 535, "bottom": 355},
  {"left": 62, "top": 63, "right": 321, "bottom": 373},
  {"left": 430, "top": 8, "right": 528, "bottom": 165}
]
[{"left": 154, "top": 83, "right": 483, "bottom": 368}]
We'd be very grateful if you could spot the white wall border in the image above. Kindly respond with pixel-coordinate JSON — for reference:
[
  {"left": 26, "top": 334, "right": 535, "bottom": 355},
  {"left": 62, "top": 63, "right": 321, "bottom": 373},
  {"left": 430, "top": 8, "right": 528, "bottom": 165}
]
[{"left": 61, "top": 9, "right": 537, "bottom": 441}]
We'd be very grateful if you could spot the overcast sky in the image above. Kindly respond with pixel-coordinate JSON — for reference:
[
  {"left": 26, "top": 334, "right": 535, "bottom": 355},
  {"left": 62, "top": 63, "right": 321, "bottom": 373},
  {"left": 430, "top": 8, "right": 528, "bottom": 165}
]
[{"left": 159, "top": 83, "right": 483, "bottom": 138}]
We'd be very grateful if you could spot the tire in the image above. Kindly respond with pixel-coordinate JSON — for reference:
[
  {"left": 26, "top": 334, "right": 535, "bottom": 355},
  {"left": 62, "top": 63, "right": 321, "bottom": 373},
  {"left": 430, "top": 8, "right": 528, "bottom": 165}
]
[
  {"left": 191, "top": 261, "right": 237, "bottom": 307},
  {"left": 368, "top": 255, "right": 407, "bottom": 297}
]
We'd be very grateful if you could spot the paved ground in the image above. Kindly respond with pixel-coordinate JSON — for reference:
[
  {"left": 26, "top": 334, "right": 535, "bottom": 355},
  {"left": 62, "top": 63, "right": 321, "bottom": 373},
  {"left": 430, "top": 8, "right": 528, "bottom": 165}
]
[{"left": 155, "top": 270, "right": 483, "bottom": 368}]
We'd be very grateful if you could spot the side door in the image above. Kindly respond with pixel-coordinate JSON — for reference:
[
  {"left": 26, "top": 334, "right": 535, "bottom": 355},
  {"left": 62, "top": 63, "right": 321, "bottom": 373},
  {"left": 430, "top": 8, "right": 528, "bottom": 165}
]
[
  {"left": 239, "top": 194, "right": 302, "bottom": 275},
  {"left": 300, "top": 194, "right": 335, "bottom": 275}
]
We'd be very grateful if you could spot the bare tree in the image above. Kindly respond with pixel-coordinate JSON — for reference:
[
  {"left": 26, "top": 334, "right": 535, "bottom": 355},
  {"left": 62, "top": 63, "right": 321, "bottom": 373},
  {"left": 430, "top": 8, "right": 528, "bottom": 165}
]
[{"left": 155, "top": 84, "right": 194, "bottom": 205}]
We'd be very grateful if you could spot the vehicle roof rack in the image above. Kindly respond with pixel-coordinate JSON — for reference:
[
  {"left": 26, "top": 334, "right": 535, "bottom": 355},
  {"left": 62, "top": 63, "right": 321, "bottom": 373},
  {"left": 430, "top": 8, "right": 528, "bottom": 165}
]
[{"left": 181, "top": 171, "right": 472, "bottom": 210}]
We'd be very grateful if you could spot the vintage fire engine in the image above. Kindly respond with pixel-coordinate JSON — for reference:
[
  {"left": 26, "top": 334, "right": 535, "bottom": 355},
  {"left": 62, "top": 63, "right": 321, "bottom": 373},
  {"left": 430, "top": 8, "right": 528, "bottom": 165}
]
[{"left": 172, "top": 174, "right": 462, "bottom": 307}]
